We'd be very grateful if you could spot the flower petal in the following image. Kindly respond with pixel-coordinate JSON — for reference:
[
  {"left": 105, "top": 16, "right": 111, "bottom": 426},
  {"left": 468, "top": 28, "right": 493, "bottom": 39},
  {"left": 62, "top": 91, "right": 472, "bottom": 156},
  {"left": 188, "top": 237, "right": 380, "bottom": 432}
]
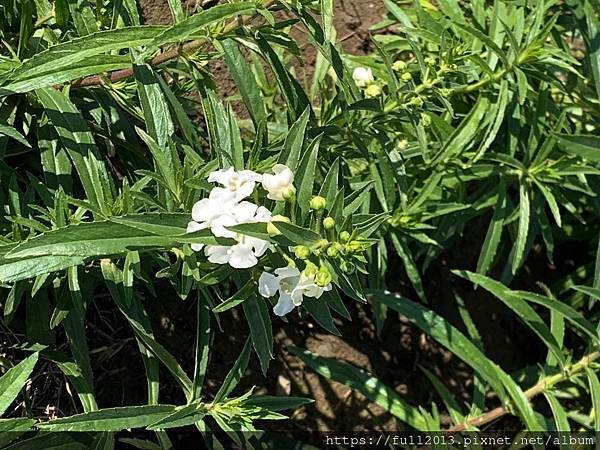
[
  {"left": 273, "top": 293, "right": 296, "bottom": 316},
  {"left": 258, "top": 272, "right": 279, "bottom": 298},
  {"left": 228, "top": 243, "right": 258, "bottom": 268},
  {"left": 204, "top": 245, "right": 231, "bottom": 264}
]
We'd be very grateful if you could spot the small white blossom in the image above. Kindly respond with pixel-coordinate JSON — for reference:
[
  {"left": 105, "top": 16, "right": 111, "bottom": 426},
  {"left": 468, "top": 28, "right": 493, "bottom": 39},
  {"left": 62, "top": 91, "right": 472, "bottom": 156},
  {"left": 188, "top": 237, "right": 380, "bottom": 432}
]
[
  {"left": 261, "top": 164, "right": 295, "bottom": 201},
  {"left": 208, "top": 167, "right": 262, "bottom": 202},
  {"left": 258, "top": 266, "right": 332, "bottom": 316},
  {"left": 203, "top": 202, "right": 272, "bottom": 269},
  {"left": 352, "top": 67, "right": 374, "bottom": 88}
]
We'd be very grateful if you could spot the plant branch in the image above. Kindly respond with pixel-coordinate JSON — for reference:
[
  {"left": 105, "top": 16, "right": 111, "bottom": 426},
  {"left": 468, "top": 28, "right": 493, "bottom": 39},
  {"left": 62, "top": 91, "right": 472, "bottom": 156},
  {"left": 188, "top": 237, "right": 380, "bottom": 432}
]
[
  {"left": 72, "top": 0, "right": 277, "bottom": 88},
  {"left": 447, "top": 350, "right": 600, "bottom": 432}
]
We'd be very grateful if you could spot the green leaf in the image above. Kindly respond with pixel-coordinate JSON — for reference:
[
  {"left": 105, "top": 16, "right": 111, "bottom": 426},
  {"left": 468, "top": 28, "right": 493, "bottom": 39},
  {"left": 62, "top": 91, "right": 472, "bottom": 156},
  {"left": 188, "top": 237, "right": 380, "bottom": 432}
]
[
  {"left": 221, "top": 39, "right": 266, "bottom": 129},
  {"left": 368, "top": 290, "right": 508, "bottom": 401},
  {"left": 0, "top": 255, "right": 86, "bottom": 283},
  {"left": 36, "top": 87, "right": 112, "bottom": 215},
  {"left": 278, "top": 107, "right": 310, "bottom": 168},
  {"left": 512, "top": 178, "right": 530, "bottom": 274},
  {"left": 243, "top": 296, "right": 273, "bottom": 375},
  {"left": 476, "top": 181, "right": 507, "bottom": 275},
  {"left": 453, "top": 271, "right": 567, "bottom": 367},
  {"left": 152, "top": 2, "right": 256, "bottom": 45},
  {"left": 192, "top": 291, "right": 211, "bottom": 401},
  {"left": 573, "top": 285, "right": 600, "bottom": 301},
  {"left": 271, "top": 221, "right": 321, "bottom": 246},
  {"left": 554, "top": 134, "right": 600, "bottom": 162},
  {"left": 245, "top": 395, "right": 313, "bottom": 411},
  {"left": 302, "top": 297, "right": 340, "bottom": 336},
  {"left": 295, "top": 134, "right": 322, "bottom": 215},
  {"left": 0, "top": 122, "right": 29, "bottom": 147},
  {"left": 101, "top": 261, "right": 192, "bottom": 399},
  {"left": 167, "top": 0, "right": 185, "bottom": 22},
  {"left": 0, "top": 418, "right": 35, "bottom": 432},
  {"left": 289, "top": 347, "right": 427, "bottom": 430},
  {"left": 37, "top": 405, "right": 177, "bottom": 431},
  {"left": 134, "top": 65, "right": 175, "bottom": 150},
  {"left": 5, "top": 216, "right": 219, "bottom": 259},
  {"left": 0, "top": 352, "right": 38, "bottom": 416},
  {"left": 213, "top": 280, "right": 256, "bottom": 313},
  {"left": 1, "top": 27, "right": 165, "bottom": 94},
  {"left": 544, "top": 393, "right": 571, "bottom": 435},
  {"left": 585, "top": 367, "right": 600, "bottom": 433},
  {"left": 214, "top": 337, "right": 252, "bottom": 403}
]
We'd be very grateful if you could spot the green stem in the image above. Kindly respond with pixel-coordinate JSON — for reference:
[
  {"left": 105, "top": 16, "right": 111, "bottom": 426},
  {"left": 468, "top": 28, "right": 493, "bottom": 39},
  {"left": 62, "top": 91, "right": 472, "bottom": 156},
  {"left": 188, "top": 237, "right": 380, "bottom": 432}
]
[{"left": 448, "top": 351, "right": 600, "bottom": 432}]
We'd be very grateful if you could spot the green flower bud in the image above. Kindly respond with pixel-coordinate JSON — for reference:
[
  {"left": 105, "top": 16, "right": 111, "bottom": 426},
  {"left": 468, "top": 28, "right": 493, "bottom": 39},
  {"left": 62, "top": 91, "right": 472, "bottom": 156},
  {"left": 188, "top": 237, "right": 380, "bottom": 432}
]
[
  {"left": 309, "top": 195, "right": 327, "bottom": 211},
  {"left": 294, "top": 245, "right": 311, "bottom": 259},
  {"left": 282, "top": 185, "right": 296, "bottom": 202},
  {"left": 392, "top": 60, "right": 407, "bottom": 72},
  {"left": 340, "top": 260, "right": 355, "bottom": 274},
  {"left": 346, "top": 240, "right": 364, "bottom": 253},
  {"left": 326, "top": 245, "right": 340, "bottom": 258},
  {"left": 401, "top": 72, "right": 412, "bottom": 82},
  {"left": 408, "top": 96, "right": 424, "bottom": 108},
  {"left": 323, "top": 216, "right": 335, "bottom": 230},
  {"left": 315, "top": 266, "right": 332, "bottom": 287},
  {"left": 439, "top": 88, "right": 451, "bottom": 97},
  {"left": 420, "top": 113, "right": 431, "bottom": 127},
  {"left": 339, "top": 231, "right": 351, "bottom": 243},
  {"left": 424, "top": 56, "right": 436, "bottom": 66},
  {"left": 364, "top": 84, "right": 382, "bottom": 98},
  {"left": 303, "top": 261, "right": 318, "bottom": 277}
]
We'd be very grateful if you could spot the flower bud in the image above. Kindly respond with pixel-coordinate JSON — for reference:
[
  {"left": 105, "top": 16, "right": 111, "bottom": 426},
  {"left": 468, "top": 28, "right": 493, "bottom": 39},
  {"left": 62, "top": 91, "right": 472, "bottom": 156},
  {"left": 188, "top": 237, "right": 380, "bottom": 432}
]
[
  {"left": 294, "top": 245, "right": 311, "bottom": 259},
  {"left": 310, "top": 195, "right": 327, "bottom": 211},
  {"left": 346, "top": 240, "right": 364, "bottom": 253},
  {"left": 439, "top": 88, "right": 451, "bottom": 97},
  {"left": 392, "top": 60, "right": 407, "bottom": 72},
  {"left": 267, "top": 215, "right": 290, "bottom": 236},
  {"left": 410, "top": 96, "right": 424, "bottom": 108},
  {"left": 315, "top": 266, "right": 332, "bottom": 287},
  {"left": 326, "top": 245, "right": 340, "bottom": 258},
  {"left": 282, "top": 185, "right": 296, "bottom": 202},
  {"left": 303, "top": 261, "right": 318, "bottom": 278},
  {"left": 340, "top": 260, "right": 355, "bottom": 274},
  {"left": 323, "top": 216, "right": 335, "bottom": 230},
  {"left": 400, "top": 72, "right": 412, "bottom": 82},
  {"left": 339, "top": 231, "right": 351, "bottom": 243},
  {"left": 420, "top": 113, "right": 431, "bottom": 127},
  {"left": 424, "top": 56, "right": 436, "bottom": 66},
  {"left": 364, "top": 84, "right": 382, "bottom": 98}
]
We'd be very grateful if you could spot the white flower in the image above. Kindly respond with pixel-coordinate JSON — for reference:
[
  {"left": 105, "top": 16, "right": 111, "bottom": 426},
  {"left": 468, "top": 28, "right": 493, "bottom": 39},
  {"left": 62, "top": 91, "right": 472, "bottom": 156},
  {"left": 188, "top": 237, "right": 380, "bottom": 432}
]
[
  {"left": 352, "top": 67, "right": 374, "bottom": 88},
  {"left": 203, "top": 202, "right": 272, "bottom": 269},
  {"left": 261, "top": 164, "right": 295, "bottom": 201},
  {"left": 258, "top": 267, "right": 332, "bottom": 316},
  {"left": 208, "top": 167, "right": 262, "bottom": 202}
]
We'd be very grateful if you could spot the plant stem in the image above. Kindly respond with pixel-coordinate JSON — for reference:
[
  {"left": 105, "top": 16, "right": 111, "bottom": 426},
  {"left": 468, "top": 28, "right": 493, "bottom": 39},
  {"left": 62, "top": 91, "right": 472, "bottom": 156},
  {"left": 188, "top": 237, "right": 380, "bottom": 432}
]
[
  {"left": 447, "top": 351, "right": 600, "bottom": 432},
  {"left": 72, "top": 0, "right": 278, "bottom": 88}
]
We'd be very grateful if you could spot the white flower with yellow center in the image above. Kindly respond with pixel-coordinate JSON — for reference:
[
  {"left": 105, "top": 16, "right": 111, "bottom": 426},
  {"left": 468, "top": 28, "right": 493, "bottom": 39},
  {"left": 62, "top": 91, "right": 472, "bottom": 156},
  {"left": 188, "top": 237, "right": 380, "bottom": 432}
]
[
  {"left": 258, "top": 266, "right": 332, "bottom": 316},
  {"left": 261, "top": 164, "right": 295, "bottom": 201}
]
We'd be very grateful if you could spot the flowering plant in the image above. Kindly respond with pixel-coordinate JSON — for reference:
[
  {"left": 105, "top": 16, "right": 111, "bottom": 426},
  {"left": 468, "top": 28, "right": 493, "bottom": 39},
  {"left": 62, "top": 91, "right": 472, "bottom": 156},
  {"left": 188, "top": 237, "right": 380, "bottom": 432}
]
[{"left": 0, "top": 0, "right": 599, "bottom": 445}]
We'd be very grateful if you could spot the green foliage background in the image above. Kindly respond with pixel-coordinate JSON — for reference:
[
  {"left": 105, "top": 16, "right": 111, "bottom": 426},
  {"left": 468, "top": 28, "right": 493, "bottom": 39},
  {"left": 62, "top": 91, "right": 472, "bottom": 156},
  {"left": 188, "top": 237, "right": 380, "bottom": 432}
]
[{"left": 0, "top": 0, "right": 599, "bottom": 446}]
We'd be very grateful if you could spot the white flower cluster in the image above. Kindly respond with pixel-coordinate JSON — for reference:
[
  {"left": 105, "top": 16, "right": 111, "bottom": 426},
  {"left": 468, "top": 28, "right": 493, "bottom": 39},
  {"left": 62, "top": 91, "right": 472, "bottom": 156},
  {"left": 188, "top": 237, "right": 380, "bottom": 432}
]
[
  {"left": 258, "top": 266, "right": 332, "bottom": 316},
  {"left": 187, "top": 165, "right": 295, "bottom": 269},
  {"left": 187, "top": 164, "right": 333, "bottom": 317}
]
